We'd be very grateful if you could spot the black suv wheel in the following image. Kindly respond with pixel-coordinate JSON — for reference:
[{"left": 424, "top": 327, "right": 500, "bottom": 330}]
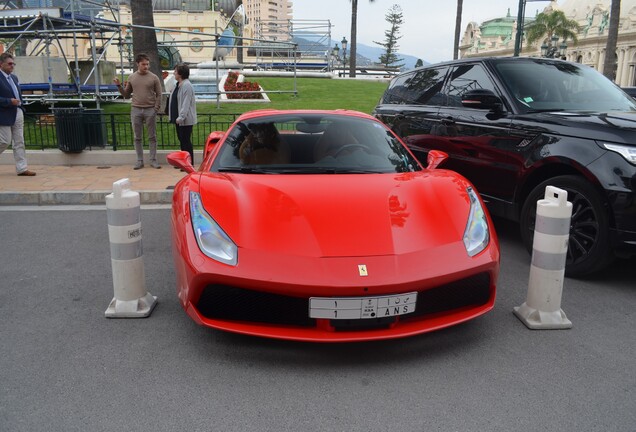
[{"left": 519, "top": 176, "right": 614, "bottom": 277}]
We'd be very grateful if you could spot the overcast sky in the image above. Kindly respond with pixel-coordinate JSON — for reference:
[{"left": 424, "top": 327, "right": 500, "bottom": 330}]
[{"left": 292, "top": 0, "right": 559, "bottom": 64}]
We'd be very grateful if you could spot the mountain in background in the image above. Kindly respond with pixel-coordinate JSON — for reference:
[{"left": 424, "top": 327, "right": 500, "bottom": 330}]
[
  {"left": 292, "top": 36, "right": 428, "bottom": 71},
  {"left": 355, "top": 43, "right": 428, "bottom": 70}
]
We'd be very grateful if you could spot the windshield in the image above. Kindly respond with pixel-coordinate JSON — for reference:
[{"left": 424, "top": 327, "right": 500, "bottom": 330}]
[
  {"left": 211, "top": 113, "right": 421, "bottom": 174},
  {"left": 493, "top": 60, "right": 636, "bottom": 113}
]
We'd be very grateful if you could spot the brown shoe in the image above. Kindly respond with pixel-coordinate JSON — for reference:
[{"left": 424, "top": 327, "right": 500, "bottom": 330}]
[{"left": 17, "top": 170, "right": 36, "bottom": 176}]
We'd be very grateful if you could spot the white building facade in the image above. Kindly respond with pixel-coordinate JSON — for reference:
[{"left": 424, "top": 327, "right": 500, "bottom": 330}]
[
  {"left": 243, "top": 0, "right": 293, "bottom": 41},
  {"left": 461, "top": 0, "right": 636, "bottom": 86}
]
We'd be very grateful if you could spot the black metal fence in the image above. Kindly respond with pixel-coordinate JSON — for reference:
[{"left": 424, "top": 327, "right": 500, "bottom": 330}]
[{"left": 23, "top": 111, "right": 241, "bottom": 151}]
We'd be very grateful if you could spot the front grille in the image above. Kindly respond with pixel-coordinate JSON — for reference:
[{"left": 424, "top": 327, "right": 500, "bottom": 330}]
[
  {"left": 407, "top": 272, "right": 492, "bottom": 319},
  {"left": 196, "top": 272, "right": 492, "bottom": 329},
  {"left": 196, "top": 285, "right": 315, "bottom": 326},
  {"left": 330, "top": 316, "right": 397, "bottom": 331}
]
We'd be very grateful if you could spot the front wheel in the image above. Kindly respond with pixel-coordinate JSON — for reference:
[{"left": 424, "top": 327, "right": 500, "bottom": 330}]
[{"left": 519, "top": 175, "right": 614, "bottom": 277}]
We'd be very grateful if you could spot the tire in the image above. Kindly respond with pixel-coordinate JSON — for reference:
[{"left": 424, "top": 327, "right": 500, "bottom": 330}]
[{"left": 519, "top": 175, "right": 614, "bottom": 277}]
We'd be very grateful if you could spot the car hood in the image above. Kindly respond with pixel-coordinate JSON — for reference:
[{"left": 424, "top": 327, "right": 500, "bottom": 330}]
[
  {"left": 196, "top": 171, "right": 474, "bottom": 258},
  {"left": 517, "top": 110, "right": 636, "bottom": 144}
]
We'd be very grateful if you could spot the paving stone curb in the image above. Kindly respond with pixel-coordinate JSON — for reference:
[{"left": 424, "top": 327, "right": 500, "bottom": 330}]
[{"left": 0, "top": 190, "right": 173, "bottom": 206}]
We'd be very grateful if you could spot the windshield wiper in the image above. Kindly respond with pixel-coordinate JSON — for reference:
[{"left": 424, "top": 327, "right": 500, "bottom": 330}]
[
  {"left": 525, "top": 108, "right": 565, "bottom": 113},
  {"left": 292, "top": 166, "right": 386, "bottom": 174},
  {"left": 219, "top": 166, "right": 386, "bottom": 174},
  {"left": 218, "top": 166, "right": 388, "bottom": 174},
  {"left": 217, "top": 167, "right": 281, "bottom": 174}
]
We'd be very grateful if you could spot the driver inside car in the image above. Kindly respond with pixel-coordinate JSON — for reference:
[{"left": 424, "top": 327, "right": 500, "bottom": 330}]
[
  {"left": 313, "top": 121, "right": 362, "bottom": 161},
  {"left": 239, "top": 122, "right": 290, "bottom": 165}
]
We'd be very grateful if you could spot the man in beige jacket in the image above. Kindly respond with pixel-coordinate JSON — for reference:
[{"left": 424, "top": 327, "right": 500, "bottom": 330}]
[{"left": 114, "top": 53, "right": 162, "bottom": 169}]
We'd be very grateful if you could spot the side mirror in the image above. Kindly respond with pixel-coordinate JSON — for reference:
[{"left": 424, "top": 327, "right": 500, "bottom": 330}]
[
  {"left": 426, "top": 150, "right": 448, "bottom": 170},
  {"left": 204, "top": 131, "right": 224, "bottom": 159},
  {"left": 167, "top": 151, "right": 195, "bottom": 173},
  {"left": 461, "top": 89, "right": 503, "bottom": 111}
]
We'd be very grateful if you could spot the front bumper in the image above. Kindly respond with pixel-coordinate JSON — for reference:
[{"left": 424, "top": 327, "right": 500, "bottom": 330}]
[
  {"left": 188, "top": 271, "right": 495, "bottom": 342},
  {"left": 173, "top": 230, "right": 499, "bottom": 342},
  {"left": 589, "top": 151, "right": 636, "bottom": 256}
]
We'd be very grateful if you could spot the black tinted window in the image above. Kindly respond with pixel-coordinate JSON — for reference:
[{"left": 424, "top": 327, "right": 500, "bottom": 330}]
[
  {"left": 445, "top": 64, "right": 498, "bottom": 107},
  {"left": 382, "top": 67, "right": 448, "bottom": 106},
  {"left": 494, "top": 60, "right": 636, "bottom": 112},
  {"left": 211, "top": 114, "right": 421, "bottom": 174},
  {"left": 382, "top": 73, "right": 413, "bottom": 104}
]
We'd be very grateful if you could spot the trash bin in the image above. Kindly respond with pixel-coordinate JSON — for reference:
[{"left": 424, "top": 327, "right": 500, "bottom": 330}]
[
  {"left": 53, "top": 107, "right": 85, "bottom": 153},
  {"left": 83, "top": 109, "right": 107, "bottom": 148}
]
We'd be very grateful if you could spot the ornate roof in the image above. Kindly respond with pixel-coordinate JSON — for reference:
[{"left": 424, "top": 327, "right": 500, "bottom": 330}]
[{"left": 479, "top": 8, "right": 516, "bottom": 37}]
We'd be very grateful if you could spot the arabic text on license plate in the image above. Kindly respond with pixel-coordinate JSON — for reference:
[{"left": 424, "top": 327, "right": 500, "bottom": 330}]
[{"left": 309, "top": 292, "right": 417, "bottom": 320}]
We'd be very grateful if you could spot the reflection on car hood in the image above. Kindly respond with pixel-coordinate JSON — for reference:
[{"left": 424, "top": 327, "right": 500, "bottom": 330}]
[
  {"left": 518, "top": 110, "right": 636, "bottom": 144},
  {"left": 197, "top": 171, "right": 473, "bottom": 258}
]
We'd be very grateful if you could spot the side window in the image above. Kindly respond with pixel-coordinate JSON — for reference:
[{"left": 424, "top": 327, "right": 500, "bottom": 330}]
[
  {"left": 406, "top": 67, "right": 448, "bottom": 106},
  {"left": 381, "top": 67, "right": 448, "bottom": 106},
  {"left": 382, "top": 73, "right": 414, "bottom": 104},
  {"left": 445, "top": 64, "right": 497, "bottom": 107}
]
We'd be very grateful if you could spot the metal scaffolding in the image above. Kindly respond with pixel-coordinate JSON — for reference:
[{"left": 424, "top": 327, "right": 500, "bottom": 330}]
[
  {"left": 0, "top": 1, "right": 131, "bottom": 106},
  {"left": 0, "top": 0, "right": 306, "bottom": 107},
  {"left": 252, "top": 18, "right": 333, "bottom": 71}
]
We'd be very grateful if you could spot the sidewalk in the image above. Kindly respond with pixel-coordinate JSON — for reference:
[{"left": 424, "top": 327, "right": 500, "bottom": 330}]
[{"left": 0, "top": 150, "right": 190, "bottom": 205}]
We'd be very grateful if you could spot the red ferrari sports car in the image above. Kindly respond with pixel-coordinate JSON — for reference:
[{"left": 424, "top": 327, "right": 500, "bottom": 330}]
[{"left": 167, "top": 109, "right": 499, "bottom": 342}]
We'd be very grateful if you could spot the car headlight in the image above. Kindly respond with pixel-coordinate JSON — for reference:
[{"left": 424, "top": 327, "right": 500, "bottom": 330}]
[
  {"left": 463, "top": 187, "right": 490, "bottom": 257},
  {"left": 603, "top": 143, "right": 636, "bottom": 165},
  {"left": 190, "top": 191, "right": 237, "bottom": 266}
]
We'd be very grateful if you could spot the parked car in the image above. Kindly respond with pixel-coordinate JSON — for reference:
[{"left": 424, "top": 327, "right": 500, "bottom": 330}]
[
  {"left": 374, "top": 57, "right": 636, "bottom": 277},
  {"left": 621, "top": 86, "right": 636, "bottom": 100},
  {"left": 167, "top": 109, "right": 499, "bottom": 342}
]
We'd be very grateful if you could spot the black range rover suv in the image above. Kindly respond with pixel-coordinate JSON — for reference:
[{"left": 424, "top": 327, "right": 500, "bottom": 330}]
[{"left": 374, "top": 57, "right": 636, "bottom": 277}]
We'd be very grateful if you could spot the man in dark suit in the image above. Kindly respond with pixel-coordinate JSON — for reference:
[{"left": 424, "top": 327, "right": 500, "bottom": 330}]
[{"left": 0, "top": 53, "right": 35, "bottom": 176}]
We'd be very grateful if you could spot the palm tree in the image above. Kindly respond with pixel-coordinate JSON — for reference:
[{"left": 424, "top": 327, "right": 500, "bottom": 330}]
[
  {"left": 349, "top": 0, "right": 375, "bottom": 78},
  {"left": 525, "top": 9, "right": 580, "bottom": 49},
  {"left": 453, "top": 0, "right": 463, "bottom": 60},
  {"left": 602, "top": 0, "right": 621, "bottom": 80},
  {"left": 130, "top": 0, "right": 162, "bottom": 85}
]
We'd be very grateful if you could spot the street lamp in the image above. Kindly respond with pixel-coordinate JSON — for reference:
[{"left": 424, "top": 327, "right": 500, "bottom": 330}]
[
  {"left": 514, "top": 0, "right": 553, "bottom": 56},
  {"left": 341, "top": 37, "right": 348, "bottom": 74},
  {"left": 331, "top": 43, "right": 340, "bottom": 72},
  {"left": 541, "top": 35, "right": 567, "bottom": 58}
]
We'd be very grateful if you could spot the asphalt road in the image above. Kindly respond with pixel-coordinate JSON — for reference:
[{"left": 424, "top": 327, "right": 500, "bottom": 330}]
[{"left": 0, "top": 207, "right": 634, "bottom": 432}]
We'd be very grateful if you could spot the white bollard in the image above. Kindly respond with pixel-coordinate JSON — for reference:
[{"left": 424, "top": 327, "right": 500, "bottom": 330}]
[
  {"left": 105, "top": 178, "right": 157, "bottom": 318},
  {"left": 514, "top": 186, "right": 572, "bottom": 329}
]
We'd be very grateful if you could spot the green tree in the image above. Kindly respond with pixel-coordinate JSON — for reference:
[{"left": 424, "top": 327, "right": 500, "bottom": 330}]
[
  {"left": 349, "top": 0, "right": 375, "bottom": 78},
  {"left": 602, "top": 0, "right": 621, "bottom": 80},
  {"left": 415, "top": 59, "right": 424, "bottom": 68},
  {"left": 525, "top": 9, "right": 580, "bottom": 48},
  {"left": 130, "top": 0, "right": 163, "bottom": 86},
  {"left": 453, "top": 0, "right": 463, "bottom": 60},
  {"left": 374, "top": 4, "right": 404, "bottom": 69}
]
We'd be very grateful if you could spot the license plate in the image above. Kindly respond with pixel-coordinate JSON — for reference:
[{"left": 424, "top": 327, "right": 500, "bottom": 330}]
[{"left": 309, "top": 292, "right": 417, "bottom": 320}]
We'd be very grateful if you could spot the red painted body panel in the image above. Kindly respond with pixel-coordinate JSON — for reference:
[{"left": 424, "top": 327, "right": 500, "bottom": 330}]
[
  {"left": 197, "top": 170, "right": 471, "bottom": 257},
  {"left": 169, "top": 110, "right": 500, "bottom": 342}
]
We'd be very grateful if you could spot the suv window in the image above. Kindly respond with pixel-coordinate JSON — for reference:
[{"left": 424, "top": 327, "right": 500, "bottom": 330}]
[
  {"left": 381, "top": 73, "right": 412, "bottom": 104},
  {"left": 382, "top": 67, "right": 448, "bottom": 106},
  {"left": 493, "top": 60, "right": 636, "bottom": 112},
  {"left": 445, "top": 64, "right": 498, "bottom": 107}
]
